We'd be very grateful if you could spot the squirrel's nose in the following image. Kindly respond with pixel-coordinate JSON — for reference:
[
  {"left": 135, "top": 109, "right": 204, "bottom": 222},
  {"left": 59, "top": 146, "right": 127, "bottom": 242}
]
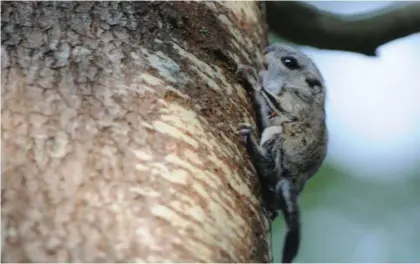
[{"left": 306, "top": 77, "right": 321, "bottom": 88}]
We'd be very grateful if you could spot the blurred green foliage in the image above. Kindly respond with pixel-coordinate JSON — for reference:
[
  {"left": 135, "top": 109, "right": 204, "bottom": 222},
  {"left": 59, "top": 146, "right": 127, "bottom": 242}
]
[{"left": 271, "top": 162, "right": 420, "bottom": 262}]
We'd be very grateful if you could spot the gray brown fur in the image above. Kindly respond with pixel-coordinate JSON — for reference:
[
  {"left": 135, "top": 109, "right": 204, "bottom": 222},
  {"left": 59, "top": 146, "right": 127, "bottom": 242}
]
[{"left": 237, "top": 44, "right": 327, "bottom": 263}]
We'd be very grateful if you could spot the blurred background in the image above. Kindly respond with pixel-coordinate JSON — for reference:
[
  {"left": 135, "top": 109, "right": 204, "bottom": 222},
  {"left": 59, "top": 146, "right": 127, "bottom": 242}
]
[{"left": 270, "top": 1, "right": 420, "bottom": 262}]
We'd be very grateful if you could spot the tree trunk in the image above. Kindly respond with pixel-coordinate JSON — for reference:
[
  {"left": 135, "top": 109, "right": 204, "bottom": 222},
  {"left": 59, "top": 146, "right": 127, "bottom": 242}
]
[{"left": 1, "top": 2, "right": 269, "bottom": 262}]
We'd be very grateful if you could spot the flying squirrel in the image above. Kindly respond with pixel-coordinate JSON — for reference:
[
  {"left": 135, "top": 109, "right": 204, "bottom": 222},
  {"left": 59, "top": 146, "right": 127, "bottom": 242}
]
[{"left": 236, "top": 44, "right": 328, "bottom": 263}]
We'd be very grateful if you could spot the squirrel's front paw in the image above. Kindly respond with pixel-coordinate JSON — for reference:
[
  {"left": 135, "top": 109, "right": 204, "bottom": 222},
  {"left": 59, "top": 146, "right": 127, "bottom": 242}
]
[{"left": 237, "top": 122, "right": 255, "bottom": 143}]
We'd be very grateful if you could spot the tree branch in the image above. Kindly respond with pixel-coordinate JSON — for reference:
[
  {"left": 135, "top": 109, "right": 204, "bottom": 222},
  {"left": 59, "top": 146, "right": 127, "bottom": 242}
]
[{"left": 266, "top": 1, "right": 420, "bottom": 56}]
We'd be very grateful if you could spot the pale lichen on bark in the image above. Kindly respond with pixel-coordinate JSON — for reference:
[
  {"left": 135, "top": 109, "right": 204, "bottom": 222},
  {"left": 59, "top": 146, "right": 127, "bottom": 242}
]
[{"left": 1, "top": 1, "right": 270, "bottom": 262}]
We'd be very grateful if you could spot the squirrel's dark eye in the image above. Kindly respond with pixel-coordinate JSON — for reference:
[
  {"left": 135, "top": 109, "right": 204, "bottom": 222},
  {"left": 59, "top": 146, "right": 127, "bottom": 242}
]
[{"left": 281, "top": 56, "right": 300, "bottom": 70}]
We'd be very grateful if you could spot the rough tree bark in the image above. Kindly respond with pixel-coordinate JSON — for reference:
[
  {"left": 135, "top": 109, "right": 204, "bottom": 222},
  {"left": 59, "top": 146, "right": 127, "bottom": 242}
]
[{"left": 1, "top": 2, "right": 271, "bottom": 262}]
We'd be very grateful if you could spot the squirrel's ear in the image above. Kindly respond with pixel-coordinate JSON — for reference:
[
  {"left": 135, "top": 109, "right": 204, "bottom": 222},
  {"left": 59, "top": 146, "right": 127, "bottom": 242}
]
[
  {"left": 262, "top": 58, "right": 268, "bottom": 69},
  {"left": 264, "top": 44, "right": 276, "bottom": 55}
]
